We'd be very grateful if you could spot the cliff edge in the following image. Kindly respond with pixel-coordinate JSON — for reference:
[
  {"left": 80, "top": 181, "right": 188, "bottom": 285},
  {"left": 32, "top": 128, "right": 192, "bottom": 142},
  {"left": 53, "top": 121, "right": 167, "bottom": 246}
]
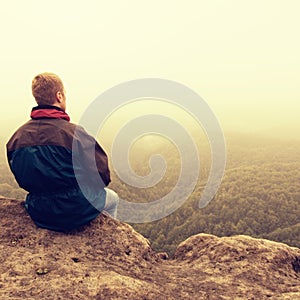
[{"left": 0, "top": 198, "right": 299, "bottom": 299}]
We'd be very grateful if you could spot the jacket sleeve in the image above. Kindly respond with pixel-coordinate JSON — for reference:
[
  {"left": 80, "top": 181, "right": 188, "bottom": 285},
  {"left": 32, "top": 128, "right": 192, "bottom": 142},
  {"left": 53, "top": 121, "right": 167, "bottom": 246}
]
[
  {"left": 73, "top": 125, "right": 111, "bottom": 187},
  {"left": 94, "top": 140, "right": 111, "bottom": 186}
]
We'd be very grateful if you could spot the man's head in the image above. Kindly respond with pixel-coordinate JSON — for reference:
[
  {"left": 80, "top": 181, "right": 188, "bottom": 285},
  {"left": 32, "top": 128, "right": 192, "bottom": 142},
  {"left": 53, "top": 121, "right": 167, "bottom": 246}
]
[{"left": 32, "top": 72, "right": 66, "bottom": 111}]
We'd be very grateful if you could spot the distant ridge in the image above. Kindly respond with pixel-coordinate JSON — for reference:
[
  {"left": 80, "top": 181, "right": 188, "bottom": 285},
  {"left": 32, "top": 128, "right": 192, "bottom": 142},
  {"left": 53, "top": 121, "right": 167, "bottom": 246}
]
[{"left": 0, "top": 198, "right": 299, "bottom": 299}]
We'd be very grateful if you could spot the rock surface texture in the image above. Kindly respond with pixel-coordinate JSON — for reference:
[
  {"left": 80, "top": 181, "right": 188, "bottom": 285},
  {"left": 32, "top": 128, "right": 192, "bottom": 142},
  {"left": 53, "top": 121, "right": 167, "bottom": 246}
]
[{"left": 0, "top": 199, "right": 299, "bottom": 299}]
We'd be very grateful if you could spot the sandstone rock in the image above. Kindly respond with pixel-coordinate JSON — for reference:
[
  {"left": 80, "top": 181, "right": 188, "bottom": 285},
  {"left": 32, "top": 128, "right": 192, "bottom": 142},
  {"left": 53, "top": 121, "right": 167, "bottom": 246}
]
[{"left": 0, "top": 198, "right": 299, "bottom": 299}]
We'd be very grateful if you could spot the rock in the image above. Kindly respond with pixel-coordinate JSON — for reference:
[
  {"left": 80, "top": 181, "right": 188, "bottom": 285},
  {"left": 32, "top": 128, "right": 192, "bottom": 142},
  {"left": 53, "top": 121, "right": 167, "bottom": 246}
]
[
  {"left": 0, "top": 198, "right": 299, "bottom": 299},
  {"left": 36, "top": 268, "right": 50, "bottom": 275}
]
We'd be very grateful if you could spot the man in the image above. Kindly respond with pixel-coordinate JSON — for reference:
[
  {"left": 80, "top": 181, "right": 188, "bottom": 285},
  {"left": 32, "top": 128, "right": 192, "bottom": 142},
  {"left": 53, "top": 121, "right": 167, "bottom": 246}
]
[{"left": 6, "top": 72, "right": 119, "bottom": 231}]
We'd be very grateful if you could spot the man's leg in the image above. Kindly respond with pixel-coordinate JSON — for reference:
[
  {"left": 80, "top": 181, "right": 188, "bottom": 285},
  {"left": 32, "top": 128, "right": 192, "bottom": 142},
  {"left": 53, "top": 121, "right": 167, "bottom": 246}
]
[{"left": 103, "top": 188, "right": 119, "bottom": 218}]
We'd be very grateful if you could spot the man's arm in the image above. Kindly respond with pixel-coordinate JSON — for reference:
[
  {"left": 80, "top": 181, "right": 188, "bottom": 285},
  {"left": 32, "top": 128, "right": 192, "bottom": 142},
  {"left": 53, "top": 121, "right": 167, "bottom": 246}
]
[
  {"left": 94, "top": 141, "right": 111, "bottom": 186},
  {"left": 72, "top": 125, "right": 111, "bottom": 187}
]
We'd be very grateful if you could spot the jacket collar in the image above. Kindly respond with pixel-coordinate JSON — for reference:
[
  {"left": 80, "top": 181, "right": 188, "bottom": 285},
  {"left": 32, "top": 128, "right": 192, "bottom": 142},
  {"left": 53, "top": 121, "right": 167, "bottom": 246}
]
[{"left": 31, "top": 105, "right": 70, "bottom": 122}]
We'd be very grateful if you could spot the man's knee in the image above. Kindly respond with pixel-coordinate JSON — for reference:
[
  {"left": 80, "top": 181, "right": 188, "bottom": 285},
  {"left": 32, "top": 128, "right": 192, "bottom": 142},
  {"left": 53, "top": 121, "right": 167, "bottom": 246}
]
[{"left": 104, "top": 188, "right": 119, "bottom": 207}]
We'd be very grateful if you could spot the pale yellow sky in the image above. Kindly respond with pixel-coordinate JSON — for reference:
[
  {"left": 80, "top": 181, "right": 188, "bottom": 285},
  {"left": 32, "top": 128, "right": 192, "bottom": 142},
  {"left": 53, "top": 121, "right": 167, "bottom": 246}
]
[{"left": 1, "top": 0, "right": 299, "bottom": 142}]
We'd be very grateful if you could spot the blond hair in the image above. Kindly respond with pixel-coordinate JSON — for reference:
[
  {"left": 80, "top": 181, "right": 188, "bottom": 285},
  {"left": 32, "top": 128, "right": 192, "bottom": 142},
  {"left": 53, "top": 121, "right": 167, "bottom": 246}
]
[{"left": 32, "top": 72, "right": 65, "bottom": 105}]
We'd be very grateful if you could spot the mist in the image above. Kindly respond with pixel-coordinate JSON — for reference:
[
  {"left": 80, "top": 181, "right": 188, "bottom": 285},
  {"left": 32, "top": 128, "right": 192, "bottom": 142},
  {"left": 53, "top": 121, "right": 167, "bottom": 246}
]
[{"left": 1, "top": 1, "right": 300, "bottom": 155}]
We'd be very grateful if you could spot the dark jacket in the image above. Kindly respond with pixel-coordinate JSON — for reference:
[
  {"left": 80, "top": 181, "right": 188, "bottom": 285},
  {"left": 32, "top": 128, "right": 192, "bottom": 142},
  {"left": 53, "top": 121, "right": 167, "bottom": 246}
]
[{"left": 6, "top": 105, "right": 111, "bottom": 231}]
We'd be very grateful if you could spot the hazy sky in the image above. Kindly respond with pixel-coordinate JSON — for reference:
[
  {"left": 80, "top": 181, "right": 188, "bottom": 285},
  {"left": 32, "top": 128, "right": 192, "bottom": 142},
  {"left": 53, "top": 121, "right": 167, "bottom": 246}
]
[{"left": 1, "top": 0, "right": 299, "bottom": 143}]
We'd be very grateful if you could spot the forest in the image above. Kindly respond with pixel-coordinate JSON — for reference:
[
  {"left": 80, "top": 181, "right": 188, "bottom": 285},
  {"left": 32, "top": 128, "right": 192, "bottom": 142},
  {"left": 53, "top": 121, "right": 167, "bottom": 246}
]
[{"left": 1, "top": 132, "right": 300, "bottom": 256}]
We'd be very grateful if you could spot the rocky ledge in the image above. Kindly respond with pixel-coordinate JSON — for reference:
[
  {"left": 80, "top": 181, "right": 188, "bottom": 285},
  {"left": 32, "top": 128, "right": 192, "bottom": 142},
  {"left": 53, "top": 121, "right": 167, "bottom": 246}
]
[{"left": 0, "top": 198, "right": 299, "bottom": 299}]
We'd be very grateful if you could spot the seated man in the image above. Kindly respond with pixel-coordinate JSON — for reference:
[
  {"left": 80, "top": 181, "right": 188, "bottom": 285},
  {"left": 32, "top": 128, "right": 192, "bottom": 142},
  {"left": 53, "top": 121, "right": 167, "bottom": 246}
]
[{"left": 6, "top": 72, "right": 119, "bottom": 231}]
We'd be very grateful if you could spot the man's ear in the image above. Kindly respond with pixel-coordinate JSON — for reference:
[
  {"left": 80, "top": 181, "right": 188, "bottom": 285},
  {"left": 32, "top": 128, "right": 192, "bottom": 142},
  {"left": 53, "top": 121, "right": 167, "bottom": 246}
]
[{"left": 56, "top": 91, "right": 63, "bottom": 102}]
